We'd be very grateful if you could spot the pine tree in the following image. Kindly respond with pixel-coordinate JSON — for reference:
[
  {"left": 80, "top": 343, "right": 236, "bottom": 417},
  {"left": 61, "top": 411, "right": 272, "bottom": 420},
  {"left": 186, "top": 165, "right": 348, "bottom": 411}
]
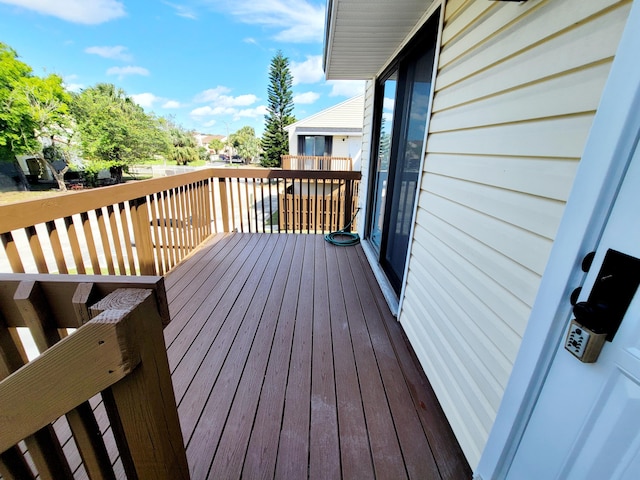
[{"left": 261, "top": 51, "right": 295, "bottom": 168}]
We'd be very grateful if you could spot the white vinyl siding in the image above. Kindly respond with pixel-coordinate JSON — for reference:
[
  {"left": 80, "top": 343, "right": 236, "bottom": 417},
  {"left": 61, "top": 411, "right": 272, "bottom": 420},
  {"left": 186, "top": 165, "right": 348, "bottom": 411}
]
[
  {"left": 399, "top": 0, "right": 632, "bottom": 469},
  {"left": 357, "top": 80, "right": 376, "bottom": 217}
]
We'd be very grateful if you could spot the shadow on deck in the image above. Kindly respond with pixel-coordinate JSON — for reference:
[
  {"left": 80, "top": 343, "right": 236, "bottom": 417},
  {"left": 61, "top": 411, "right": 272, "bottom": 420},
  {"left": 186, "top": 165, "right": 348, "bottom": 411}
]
[{"left": 163, "top": 233, "right": 471, "bottom": 479}]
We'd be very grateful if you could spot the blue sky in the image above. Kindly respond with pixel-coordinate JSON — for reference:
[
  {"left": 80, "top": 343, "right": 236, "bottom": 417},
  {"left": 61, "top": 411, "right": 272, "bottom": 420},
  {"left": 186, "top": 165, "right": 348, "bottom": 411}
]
[{"left": 0, "top": 0, "right": 364, "bottom": 136}]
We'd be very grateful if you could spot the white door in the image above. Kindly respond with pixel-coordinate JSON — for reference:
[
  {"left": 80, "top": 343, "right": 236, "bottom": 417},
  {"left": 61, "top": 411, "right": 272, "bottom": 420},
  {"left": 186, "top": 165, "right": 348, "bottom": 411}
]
[{"left": 507, "top": 138, "right": 640, "bottom": 479}]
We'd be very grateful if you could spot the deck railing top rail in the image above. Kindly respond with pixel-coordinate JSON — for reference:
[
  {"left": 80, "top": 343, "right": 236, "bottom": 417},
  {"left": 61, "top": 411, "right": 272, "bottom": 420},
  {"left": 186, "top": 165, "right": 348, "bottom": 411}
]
[{"left": 0, "top": 168, "right": 360, "bottom": 277}]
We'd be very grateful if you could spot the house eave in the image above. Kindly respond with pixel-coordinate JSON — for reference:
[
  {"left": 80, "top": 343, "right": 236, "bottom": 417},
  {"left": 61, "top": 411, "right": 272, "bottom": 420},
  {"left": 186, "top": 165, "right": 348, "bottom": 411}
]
[{"left": 323, "top": 0, "right": 438, "bottom": 80}]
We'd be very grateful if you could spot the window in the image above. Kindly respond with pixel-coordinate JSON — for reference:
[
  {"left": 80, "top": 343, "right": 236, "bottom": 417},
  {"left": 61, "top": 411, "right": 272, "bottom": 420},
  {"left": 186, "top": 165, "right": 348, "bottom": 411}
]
[{"left": 298, "top": 136, "right": 333, "bottom": 156}]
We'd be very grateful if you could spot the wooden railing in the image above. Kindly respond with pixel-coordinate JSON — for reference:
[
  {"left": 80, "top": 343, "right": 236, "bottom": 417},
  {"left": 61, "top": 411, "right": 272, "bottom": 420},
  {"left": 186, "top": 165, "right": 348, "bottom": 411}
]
[
  {"left": 0, "top": 168, "right": 360, "bottom": 276},
  {"left": 281, "top": 155, "right": 353, "bottom": 171},
  {"left": 0, "top": 274, "right": 188, "bottom": 479}
]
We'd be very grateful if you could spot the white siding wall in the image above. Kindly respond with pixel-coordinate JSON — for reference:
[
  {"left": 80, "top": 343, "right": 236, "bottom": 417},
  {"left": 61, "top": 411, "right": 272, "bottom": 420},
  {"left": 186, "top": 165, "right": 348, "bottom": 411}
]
[
  {"left": 399, "top": 0, "right": 632, "bottom": 469},
  {"left": 357, "top": 80, "right": 376, "bottom": 234}
]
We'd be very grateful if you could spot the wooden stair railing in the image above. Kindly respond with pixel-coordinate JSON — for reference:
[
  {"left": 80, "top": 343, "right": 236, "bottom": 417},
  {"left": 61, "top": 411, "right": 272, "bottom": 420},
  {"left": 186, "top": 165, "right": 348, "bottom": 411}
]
[{"left": 0, "top": 274, "right": 188, "bottom": 480}]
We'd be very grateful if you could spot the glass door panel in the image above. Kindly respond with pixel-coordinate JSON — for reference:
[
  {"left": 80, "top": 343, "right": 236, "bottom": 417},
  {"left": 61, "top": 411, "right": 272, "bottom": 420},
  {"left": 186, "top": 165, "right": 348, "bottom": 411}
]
[
  {"left": 381, "top": 45, "right": 435, "bottom": 292},
  {"left": 369, "top": 74, "right": 397, "bottom": 252}
]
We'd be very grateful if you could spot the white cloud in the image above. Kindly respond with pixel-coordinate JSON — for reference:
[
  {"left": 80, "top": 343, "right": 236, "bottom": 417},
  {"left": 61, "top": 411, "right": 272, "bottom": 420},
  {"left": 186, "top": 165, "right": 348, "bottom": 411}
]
[
  {"left": 0, "top": 0, "right": 125, "bottom": 24},
  {"left": 236, "top": 106, "right": 268, "bottom": 118},
  {"left": 191, "top": 85, "right": 263, "bottom": 122},
  {"left": 131, "top": 93, "right": 160, "bottom": 108},
  {"left": 290, "top": 55, "right": 324, "bottom": 86},
  {"left": 64, "top": 82, "right": 84, "bottom": 92},
  {"left": 106, "top": 66, "right": 150, "bottom": 77},
  {"left": 163, "top": 1, "right": 197, "bottom": 19},
  {"left": 383, "top": 97, "right": 395, "bottom": 112},
  {"left": 327, "top": 80, "right": 366, "bottom": 98},
  {"left": 191, "top": 106, "right": 216, "bottom": 117},
  {"left": 194, "top": 87, "right": 258, "bottom": 107},
  {"left": 193, "top": 86, "right": 231, "bottom": 103},
  {"left": 162, "top": 100, "right": 181, "bottom": 109},
  {"left": 131, "top": 93, "right": 181, "bottom": 110},
  {"left": 63, "top": 74, "right": 83, "bottom": 92},
  {"left": 203, "top": 119, "right": 217, "bottom": 128},
  {"left": 204, "top": 0, "right": 324, "bottom": 43},
  {"left": 294, "top": 91, "right": 320, "bottom": 105},
  {"left": 85, "top": 45, "right": 132, "bottom": 62}
]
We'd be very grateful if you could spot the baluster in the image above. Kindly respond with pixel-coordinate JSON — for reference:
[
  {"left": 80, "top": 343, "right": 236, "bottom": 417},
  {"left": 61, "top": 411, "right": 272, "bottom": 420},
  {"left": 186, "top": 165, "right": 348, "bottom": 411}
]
[
  {"left": 25, "top": 226, "right": 48, "bottom": 273},
  {"left": 1, "top": 232, "right": 25, "bottom": 273},
  {"left": 158, "top": 191, "right": 173, "bottom": 271},
  {"left": 64, "top": 216, "right": 86, "bottom": 274},
  {"left": 95, "top": 209, "right": 115, "bottom": 275},
  {"left": 45, "top": 221, "right": 68, "bottom": 274},
  {"left": 219, "top": 178, "right": 231, "bottom": 232},
  {"left": 106, "top": 206, "right": 126, "bottom": 275},
  {"left": 149, "top": 193, "right": 165, "bottom": 276},
  {"left": 130, "top": 197, "right": 156, "bottom": 276},
  {"left": 0, "top": 289, "right": 73, "bottom": 480},
  {"left": 80, "top": 212, "right": 103, "bottom": 274},
  {"left": 118, "top": 204, "right": 137, "bottom": 275}
]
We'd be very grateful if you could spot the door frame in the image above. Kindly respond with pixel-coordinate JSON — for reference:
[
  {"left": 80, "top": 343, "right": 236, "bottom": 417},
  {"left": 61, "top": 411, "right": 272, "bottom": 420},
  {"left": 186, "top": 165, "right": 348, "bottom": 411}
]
[
  {"left": 477, "top": 2, "right": 640, "bottom": 478},
  {"left": 363, "top": 6, "right": 444, "bottom": 311}
]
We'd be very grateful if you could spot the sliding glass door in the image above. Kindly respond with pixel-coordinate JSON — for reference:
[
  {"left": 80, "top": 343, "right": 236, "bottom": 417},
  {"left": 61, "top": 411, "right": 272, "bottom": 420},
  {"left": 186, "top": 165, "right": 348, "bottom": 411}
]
[{"left": 367, "top": 14, "right": 438, "bottom": 295}]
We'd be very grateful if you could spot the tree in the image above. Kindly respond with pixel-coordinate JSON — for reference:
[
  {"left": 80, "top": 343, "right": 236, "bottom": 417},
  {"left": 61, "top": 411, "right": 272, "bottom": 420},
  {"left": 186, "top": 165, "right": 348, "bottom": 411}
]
[
  {"left": 165, "top": 122, "right": 199, "bottom": 165},
  {"left": 71, "top": 83, "right": 169, "bottom": 182},
  {"left": 0, "top": 42, "right": 73, "bottom": 190},
  {"left": 261, "top": 51, "right": 295, "bottom": 167},
  {"left": 208, "top": 138, "right": 224, "bottom": 153},
  {"left": 230, "top": 126, "right": 261, "bottom": 164}
]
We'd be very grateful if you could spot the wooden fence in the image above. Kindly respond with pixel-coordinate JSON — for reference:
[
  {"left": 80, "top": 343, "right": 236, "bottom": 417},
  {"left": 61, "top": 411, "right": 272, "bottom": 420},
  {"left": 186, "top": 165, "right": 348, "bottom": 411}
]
[
  {"left": 278, "top": 178, "right": 359, "bottom": 232},
  {"left": 0, "top": 168, "right": 360, "bottom": 277}
]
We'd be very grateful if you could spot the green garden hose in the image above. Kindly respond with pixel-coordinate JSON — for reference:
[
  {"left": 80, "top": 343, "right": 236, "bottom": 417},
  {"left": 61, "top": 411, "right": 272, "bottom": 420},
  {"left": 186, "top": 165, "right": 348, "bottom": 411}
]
[{"left": 324, "top": 208, "right": 361, "bottom": 246}]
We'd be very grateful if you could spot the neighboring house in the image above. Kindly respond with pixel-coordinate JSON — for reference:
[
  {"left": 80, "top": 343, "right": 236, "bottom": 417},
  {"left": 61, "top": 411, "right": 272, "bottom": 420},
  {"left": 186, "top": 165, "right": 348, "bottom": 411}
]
[
  {"left": 193, "top": 133, "right": 224, "bottom": 154},
  {"left": 284, "top": 95, "right": 364, "bottom": 170},
  {"left": 325, "top": 1, "right": 640, "bottom": 479}
]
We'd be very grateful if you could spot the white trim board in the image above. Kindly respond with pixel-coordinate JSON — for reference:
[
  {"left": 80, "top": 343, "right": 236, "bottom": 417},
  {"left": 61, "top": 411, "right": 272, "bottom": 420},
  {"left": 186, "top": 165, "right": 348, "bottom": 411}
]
[{"left": 476, "top": 1, "right": 640, "bottom": 478}]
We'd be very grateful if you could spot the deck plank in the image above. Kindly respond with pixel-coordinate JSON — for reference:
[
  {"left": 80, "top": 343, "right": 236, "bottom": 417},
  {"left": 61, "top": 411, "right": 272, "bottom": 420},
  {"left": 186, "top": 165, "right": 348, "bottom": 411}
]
[
  {"left": 242, "top": 235, "right": 305, "bottom": 479},
  {"left": 183, "top": 234, "right": 286, "bottom": 478},
  {"left": 334, "top": 243, "right": 407, "bottom": 479},
  {"left": 345, "top": 246, "right": 441, "bottom": 479},
  {"left": 309, "top": 235, "right": 341, "bottom": 479},
  {"left": 159, "top": 233, "right": 470, "bottom": 480},
  {"left": 273, "top": 235, "right": 314, "bottom": 479},
  {"left": 355, "top": 247, "right": 473, "bottom": 480},
  {"left": 208, "top": 234, "right": 297, "bottom": 478},
  {"left": 325, "top": 241, "right": 375, "bottom": 479}
]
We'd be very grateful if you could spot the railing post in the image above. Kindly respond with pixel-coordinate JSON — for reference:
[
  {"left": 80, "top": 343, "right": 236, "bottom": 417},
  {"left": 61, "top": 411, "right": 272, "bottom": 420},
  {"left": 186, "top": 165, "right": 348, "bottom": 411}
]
[
  {"left": 130, "top": 197, "right": 157, "bottom": 275},
  {"left": 219, "top": 178, "right": 231, "bottom": 232},
  {"left": 92, "top": 289, "right": 189, "bottom": 480},
  {"left": 343, "top": 179, "right": 354, "bottom": 231}
]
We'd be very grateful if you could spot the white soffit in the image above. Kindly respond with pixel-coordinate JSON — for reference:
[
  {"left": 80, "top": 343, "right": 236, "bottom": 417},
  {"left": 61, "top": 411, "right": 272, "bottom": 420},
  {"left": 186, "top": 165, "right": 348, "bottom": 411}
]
[{"left": 324, "top": 0, "right": 436, "bottom": 80}]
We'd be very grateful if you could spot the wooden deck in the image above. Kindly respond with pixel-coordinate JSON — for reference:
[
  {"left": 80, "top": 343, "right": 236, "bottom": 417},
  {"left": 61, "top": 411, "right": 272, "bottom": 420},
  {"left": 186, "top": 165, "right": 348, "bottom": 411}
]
[{"left": 162, "top": 233, "right": 470, "bottom": 479}]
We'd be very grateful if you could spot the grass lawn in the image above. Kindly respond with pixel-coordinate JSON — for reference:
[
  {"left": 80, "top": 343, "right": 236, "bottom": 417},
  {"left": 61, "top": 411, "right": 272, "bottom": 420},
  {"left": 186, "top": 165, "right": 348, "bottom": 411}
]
[{"left": 0, "top": 189, "right": 66, "bottom": 205}]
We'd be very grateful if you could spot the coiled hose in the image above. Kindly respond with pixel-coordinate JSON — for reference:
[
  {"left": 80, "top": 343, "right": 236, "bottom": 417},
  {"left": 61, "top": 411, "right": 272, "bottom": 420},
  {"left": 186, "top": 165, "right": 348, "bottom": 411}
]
[{"left": 324, "top": 208, "right": 360, "bottom": 246}]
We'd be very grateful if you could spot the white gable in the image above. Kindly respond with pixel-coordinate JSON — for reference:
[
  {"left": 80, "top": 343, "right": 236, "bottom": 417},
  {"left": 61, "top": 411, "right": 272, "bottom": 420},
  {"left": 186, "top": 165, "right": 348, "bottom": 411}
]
[{"left": 287, "top": 95, "right": 364, "bottom": 133}]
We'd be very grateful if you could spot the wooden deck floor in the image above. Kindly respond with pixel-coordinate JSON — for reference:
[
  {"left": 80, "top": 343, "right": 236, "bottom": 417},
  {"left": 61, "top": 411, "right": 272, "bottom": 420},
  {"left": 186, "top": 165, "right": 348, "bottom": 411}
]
[{"left": 162, "top": 233, "right": 470, "bottom": 479}]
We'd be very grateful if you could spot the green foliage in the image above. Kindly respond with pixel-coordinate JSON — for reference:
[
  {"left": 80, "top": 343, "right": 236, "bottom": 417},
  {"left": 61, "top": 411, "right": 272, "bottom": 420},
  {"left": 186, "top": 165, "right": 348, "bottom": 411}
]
[
  {"left": 71, "top": 83, "right": 169, "bottom": 175},
  {"left": 0, "top": 42, "right": 71, "bottom": 162},
  {"left": 208, "top": 138, "right": 224, "bottom": 152},
  {"left": 261, "top": 51, "right": 295, "bottom": 168},
  {"left": 230, "top": 126, "right": 260, "bottom": 163},
  {"left": 164, "top": 120, "right": 199, "bottom": 165},
  {"left": 82, "top": 159, "right": 113, "bottom": 187},
  {"left": 198, "top": 146, "right": 209, "bottom": 162}
]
